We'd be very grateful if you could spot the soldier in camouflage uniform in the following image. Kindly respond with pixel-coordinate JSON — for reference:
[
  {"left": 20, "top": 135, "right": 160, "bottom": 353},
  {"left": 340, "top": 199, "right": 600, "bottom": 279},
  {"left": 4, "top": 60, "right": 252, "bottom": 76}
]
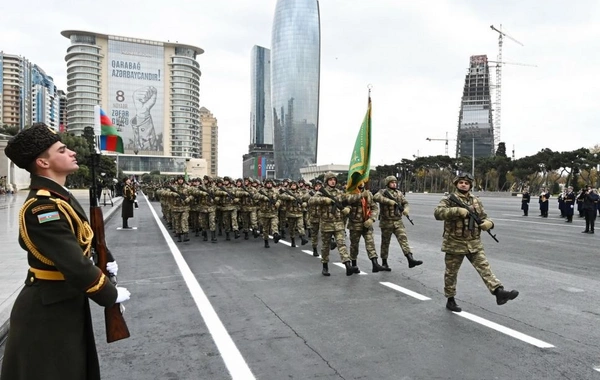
[
  {"left": 167, "top": 176, "right": 193, "bottom": 242},
  {"left": 305, "top": 180, "right": 323, "bottom": 256},
  {"left": 308, "top": 172, "right": 357, "bottom": 276},
  {"left": 373, "top": 176, "right": 423, "bottom": 270},
  {"left": 195, "top": 176, "right": 218, "bottom": 242},
  {"left": 279, "top": 180, "right": 309, "bottom": 247},
  {"left": 254, "top": 178, "right": 281, "bottom": 248},
  {"left": 215, "top": 176, "right": 240, "bottom": 240},
  {"left": 235, "top": 177, "right": 259, "bottom": 239},
  {"left": 346, "top": 182, "right": 387, "bottom": 273},
  {"left": 434, "top": 172, "right": 519, "bottom": 312},
  {"left": 188, "top": 178, "right": 202, "bottom": 236}
]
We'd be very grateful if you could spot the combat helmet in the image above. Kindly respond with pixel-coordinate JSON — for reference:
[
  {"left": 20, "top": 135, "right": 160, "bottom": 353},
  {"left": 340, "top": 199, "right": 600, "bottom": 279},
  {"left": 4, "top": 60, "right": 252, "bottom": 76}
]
[
  {"left": 324, "top": 172, "right": 337, "bottom": 182},
  {"left": 384, "top": 176, "right": 398, "bottom": 186},
  {"left": 223, "top": 176, "right": 232, "bottom": 183},
  {"left": 453, "top": 172, "right": 474, "bottom": 186}
]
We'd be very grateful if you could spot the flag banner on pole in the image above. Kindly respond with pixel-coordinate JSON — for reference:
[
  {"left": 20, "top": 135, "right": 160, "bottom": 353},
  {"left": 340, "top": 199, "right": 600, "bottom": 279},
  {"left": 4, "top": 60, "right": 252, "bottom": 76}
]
[
  {"left": 98, "top": 108, "right": 124, "bottom": 153},
  {"left": 346, "top": 97, "right": 372, "bottom": 193}
]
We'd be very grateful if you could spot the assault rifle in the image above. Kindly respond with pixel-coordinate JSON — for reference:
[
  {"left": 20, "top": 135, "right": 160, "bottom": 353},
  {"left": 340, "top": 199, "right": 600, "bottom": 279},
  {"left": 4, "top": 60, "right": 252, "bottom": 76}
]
[
  {"left": 318, "top": 187, "right": 345, "bottom": 212},
  {"left": 167, "top": 186, "right": 187, "bottom": 202},
  {"left": 447, "top": 193, "right": 499, "bottom": 243},
  {"left": 281, "top": 188, "right": 302, "bottom": 207},
  {"left": 198, "top": 185, "right": 215, "bottom": 200},
  {"left": 218, "top": 185, "right": 235, "bottom": 200},
  {"left": 88, "top": 139, "right": 130, "bottom": 343},
  {"left": 383, "top": 189, "right": 414, "bottom": 225},
  {"left": 259, "top": 190, "right": 275, "bottom": 206}
]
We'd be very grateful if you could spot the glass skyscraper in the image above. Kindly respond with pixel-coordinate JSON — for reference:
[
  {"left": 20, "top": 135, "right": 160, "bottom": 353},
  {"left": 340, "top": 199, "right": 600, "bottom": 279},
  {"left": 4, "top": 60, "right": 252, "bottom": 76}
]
[
  {"left": 250, "top": 45, "right": 272, "bottom": 146},
  {"left": 271, "top": 0, "right": 320, "bottom": 179},
  {"left": 456, "top": 55, "right": 495, "bottom": 159}
]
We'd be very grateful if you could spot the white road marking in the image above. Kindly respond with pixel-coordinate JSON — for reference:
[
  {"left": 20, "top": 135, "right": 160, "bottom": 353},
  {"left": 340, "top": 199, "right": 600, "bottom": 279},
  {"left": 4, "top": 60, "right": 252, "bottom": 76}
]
[
  {"left": 302, "top": 249, "right": 321, "bottom": 258},
  {"left": 380, "top": 282, "right": 431, "bottom": 300},
  {"left": 146, "top": 194, "right": 256, "bottom": 380},
  {"left": 455, "top": 311, "right": 554, "bottom": 349},
  {"left": 333, "top": 262, "right": 368, "bottom": 275},
  {"left": 594, "top": 366, "right": 600, "bottom": 372}
]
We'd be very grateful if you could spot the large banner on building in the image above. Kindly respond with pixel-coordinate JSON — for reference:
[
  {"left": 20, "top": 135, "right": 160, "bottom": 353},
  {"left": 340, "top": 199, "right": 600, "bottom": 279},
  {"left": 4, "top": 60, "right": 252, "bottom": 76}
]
[{"left": 108, "top": 40, "right": 164, "bottom": 153}]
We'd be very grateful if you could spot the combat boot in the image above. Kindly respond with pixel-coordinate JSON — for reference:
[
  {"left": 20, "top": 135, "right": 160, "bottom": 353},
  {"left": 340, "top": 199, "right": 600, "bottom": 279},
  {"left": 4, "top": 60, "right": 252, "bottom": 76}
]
[
  {"left": 312, "top": 246, "right": 319, "bottom": 257},
  {"left": 381, "top": 259, "right": 392, "bottom": 271},
  {"left": 494, "top": 287, "right": 519, "bottom": 305},
  {"left": 244, "top": 231, "right": 249, "bottom": 240},
  {"left": 291, "top": 238, "right": 296, "bottom": 247},
  {"left": 202, "top": 231, "right": 208, "bottom": 241},
  {"left": 234, "top": 230, "right": 241, "bottom": 239},
  {"left": 211, "top": 231, "right": 217, "bottom": 243},
  {"left": 371, "top": 258, "right": 386, "bottom": 273},
  {"left": 300, "top": 235, "right": 309, "bottom": 245},
  {"left": 177, "top": 233, "right": 182, "bottom": 242},
  {"left": 183, "top": 233, "right": 190, "bottom": 242},
  {"left": 280, "top": 229, "right": 286, "bottom": 239},
  {"left": 406, "top": 253, "right": 423, "bottom": 268},
  {"left": 446, "top": 297, "right": 462, "bottom": 312},
  {"left": 225, "top": 232, "right": 231, "bottom": 241},
  {"left": 344, "top": 261, "right": 356, "bottom": 276},
  {"left": 253, "top": 229, "right": 260, "bottom": 238},
  {"left": 322, "top": 263, "right": 330, "bottom": 276},
  {"left": 351, "top": 260, "right": 361, "bottom": 273},
  {"left": 195, "top": 229, "right": 200, "bottom": 237},
  {"left": 264, "top": 239, "right": 270, "bottom": 248},
  {"left": 273, "top": 233, "right": 281, "bottom": 243}
]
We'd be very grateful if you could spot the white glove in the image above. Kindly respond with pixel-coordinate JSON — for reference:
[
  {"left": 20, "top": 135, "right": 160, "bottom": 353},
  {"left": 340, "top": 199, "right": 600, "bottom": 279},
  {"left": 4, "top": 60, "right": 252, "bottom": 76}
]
[
  {"left": 106, "top": 261, "right": 118, "bottom": 276},
  {"left": 116, "top": 287, "right": 131, "bottom": 303}
]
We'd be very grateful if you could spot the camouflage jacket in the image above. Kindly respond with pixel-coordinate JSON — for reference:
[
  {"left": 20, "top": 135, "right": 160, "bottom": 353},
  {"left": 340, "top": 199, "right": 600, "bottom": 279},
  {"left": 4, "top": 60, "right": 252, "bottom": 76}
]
[
  {"left": 373, "top": 188, "right": 408, "bottom": 221},
  {"left": 346, "top": 190, "right": 378, "bottom": 230},
  {"left": 433, "top": 190, "right": 492, "bottom": 254},
  {"left": 253, "top": 187, "right": 280, "bottom": 217},
  {"left": 308, "top": 186, "right": 348, "bottom": 231}
]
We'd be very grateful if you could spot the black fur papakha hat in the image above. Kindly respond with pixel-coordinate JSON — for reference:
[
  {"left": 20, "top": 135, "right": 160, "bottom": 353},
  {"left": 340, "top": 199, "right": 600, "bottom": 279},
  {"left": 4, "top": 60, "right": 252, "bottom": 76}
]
[{"left": 4, "top": 123, "right": 61, "bottom": 169}]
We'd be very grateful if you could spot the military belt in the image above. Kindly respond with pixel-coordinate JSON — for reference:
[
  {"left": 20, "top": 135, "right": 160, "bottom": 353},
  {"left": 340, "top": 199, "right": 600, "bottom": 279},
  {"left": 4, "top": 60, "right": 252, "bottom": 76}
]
[{"left": 28, "top": 267, "right": 65, "bottom": 281}]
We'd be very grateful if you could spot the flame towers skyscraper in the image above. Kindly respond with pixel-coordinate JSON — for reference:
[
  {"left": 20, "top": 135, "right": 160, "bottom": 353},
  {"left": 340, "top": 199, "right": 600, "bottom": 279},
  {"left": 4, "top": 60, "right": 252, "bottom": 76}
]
[{"left": 271, "top": 0, "right": 320, "bottom": 179}]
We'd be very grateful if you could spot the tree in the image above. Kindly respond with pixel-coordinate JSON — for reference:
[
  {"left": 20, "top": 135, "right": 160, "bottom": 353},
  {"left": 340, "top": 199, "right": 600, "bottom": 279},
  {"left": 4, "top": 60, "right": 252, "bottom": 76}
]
[{"left": 0, "top": 125, "right": 19, "bottom": 136}]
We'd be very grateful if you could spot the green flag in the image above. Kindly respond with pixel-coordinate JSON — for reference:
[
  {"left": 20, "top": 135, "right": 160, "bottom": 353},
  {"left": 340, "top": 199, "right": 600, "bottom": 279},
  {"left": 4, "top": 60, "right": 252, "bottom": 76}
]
[{"left": 346, "top": 97, "right": 372, "bottom": 193}]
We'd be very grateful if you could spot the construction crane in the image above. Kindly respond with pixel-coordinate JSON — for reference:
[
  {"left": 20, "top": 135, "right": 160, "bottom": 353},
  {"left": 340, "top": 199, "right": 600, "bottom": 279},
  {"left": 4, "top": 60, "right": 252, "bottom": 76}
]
[
  {"left": 426, "top": 132, "right": 457, "bottom": 157},
  {"left": 490, "top": 24, "right": 525, "bottom": 148}
]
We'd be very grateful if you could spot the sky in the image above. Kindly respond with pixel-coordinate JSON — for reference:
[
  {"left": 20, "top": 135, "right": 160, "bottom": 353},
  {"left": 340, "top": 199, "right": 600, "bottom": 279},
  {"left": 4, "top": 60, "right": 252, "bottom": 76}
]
[{"left": 2, "top": 0, "right": 599, "bottom": 177}]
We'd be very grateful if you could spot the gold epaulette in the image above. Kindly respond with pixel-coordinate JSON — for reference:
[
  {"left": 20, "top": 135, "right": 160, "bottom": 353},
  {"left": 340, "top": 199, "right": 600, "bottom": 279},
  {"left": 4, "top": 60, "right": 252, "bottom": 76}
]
[{"left": 36, "top": 189, "right": 51, "bottom": 197}]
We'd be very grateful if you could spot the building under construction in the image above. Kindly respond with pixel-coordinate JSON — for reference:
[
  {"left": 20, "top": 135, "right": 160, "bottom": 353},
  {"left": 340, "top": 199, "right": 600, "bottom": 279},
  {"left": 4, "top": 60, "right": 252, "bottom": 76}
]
[{"left": 455, "top": 55, "right": 495, "bottom": 159}]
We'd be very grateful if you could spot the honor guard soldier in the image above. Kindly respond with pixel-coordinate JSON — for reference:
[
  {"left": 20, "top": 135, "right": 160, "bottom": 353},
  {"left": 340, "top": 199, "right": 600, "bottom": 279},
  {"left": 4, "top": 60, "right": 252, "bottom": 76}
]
[
  {"left": 521, "top": 188, "right": 530, "bottom": 216},
  {"left": 122, "top": 177, "right": 136, "bottom": 228},
  {"left": 539, "top": 187, "right": 550, "bottom": 217},
  {"left": 434, "top": 172, "right": 518, "bottom": 312},
  {"left": 1, "top": 124, "right": 130, "bottom": 380}
]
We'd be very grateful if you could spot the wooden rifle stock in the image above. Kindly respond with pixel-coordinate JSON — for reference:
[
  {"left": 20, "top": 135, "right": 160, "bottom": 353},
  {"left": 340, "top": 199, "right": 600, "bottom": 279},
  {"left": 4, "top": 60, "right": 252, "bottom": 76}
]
[{"left": 90, "top": 206, "right": 131, "bottom": 343}]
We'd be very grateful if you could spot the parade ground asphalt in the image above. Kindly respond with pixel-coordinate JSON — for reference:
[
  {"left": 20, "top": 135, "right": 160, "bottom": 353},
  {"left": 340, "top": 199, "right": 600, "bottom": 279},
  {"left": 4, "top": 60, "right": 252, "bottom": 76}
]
[{"left": 2, "top": 191, "right": 600, "bottom": 379}]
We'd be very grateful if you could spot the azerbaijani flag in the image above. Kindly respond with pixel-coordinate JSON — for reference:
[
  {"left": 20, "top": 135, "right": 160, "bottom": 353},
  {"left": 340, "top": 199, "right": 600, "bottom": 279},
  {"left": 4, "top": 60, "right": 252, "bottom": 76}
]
[{"left": 98, "top": 108, "right": 124, "bottom": 153}]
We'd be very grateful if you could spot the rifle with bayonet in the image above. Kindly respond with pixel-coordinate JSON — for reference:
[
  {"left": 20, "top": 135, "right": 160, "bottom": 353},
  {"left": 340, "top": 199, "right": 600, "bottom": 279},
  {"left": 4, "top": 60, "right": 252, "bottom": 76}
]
[
  {"left": 383, "top": 189, "right": 414, "bottom": 225},
  {"left": 447, "top": 193, "right": 499, "bottom": 243}
]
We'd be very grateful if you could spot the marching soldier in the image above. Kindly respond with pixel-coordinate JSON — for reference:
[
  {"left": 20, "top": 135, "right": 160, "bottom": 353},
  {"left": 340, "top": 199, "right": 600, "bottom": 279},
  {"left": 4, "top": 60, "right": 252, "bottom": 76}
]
[
  {"left": 195, "top": 176, "right": 218, "bottom": 242},
  {"left": 434, "top": 172, "right": 518, "bottom": 312},
  {"left": 1, "top": 124, "right": 130, "bottom": 379},
  {"left": 373, "top": 176, "right": 423, "bottom": 270},
  {"left": 167, "top": 175, "right": 193, "bottom": 242},
  {"left": 306, "top": 180, "right": 323, "bottom": 256},
  {"left": 278, "top": 180, "right": 309, "bottom": 247},
  {"left": 215, "top": 176, "right": 240, "bottom": 240},
  {"left": 235, "top": 177, "right": 259, "bottom": 239},
  {"left": 188, "top": 178, "right": 202, "bottom": 236},
  {"left": 308, "top": 172, "right": 357, "bottom": 276},
  {"left": 254, "top": 178, "right": 281, "bottom": 248},
  {"left": 346, "top": 182, "right": 387, "bottom": 273}
]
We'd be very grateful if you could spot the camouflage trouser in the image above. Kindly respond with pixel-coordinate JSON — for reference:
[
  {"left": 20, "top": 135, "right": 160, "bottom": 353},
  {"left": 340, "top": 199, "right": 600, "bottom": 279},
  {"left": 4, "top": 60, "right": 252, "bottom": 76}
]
[
  {"left": 320, "top": 229, "right": 350, "bottom": 264},
  {"left": 349, "top": 228, "right": 378, "bottom": 260},
  {"left": 221, "top": 209, "right": 239, "bottom": 232},
  {"left": 239, "top": 209, "right": 258, "bottom": 232},
  {"left": 444, "top": 251, "right": 502, "bottom": 298},
  {"left": 380, "top": 219, "right": 410, "bottom": 258},
  {"left": 260, "top": 216, "right": 279, "bottom": 240},
  {"left": 286, "top": 215, "right": 305, "bottom": 238},
  {"left": 172, "top": 211, "right": 189, "bottom": 234},
  {"left": 199, "top": 210, "right": 216, "bottom": 231},
  {"left": 189, "top": 210, "right": 199, "bottom": 231},
  {"left": 310, "top": 221, "right": 320, "bottom": 247}
]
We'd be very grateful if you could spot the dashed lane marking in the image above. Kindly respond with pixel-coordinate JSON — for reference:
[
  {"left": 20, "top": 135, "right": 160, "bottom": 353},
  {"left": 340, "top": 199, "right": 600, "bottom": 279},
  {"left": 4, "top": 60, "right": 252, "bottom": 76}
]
[
  {"left": 454, "top": 311, "right": 555, "bottom": 349},
  {"left": 146, "top": 194, "right": 256, "bottom": 380},
  {"left": 333, "top": 262, "right": 368, "bottom": 275},
  {"left": 380, "top": 282, "right": 431, "bottom": 300}
]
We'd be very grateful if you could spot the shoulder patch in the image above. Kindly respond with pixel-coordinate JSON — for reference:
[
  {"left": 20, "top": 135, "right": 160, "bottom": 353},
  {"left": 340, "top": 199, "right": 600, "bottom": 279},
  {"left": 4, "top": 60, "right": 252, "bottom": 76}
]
[
  {"left": 36, "top": 190, "right": 52, "bottom": 197},
  {"left": 37, "top": 211, "right": 60, "bottom": 224},
  {"left": 31, "top": 204, "right": 56, "bottom": 214}
]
